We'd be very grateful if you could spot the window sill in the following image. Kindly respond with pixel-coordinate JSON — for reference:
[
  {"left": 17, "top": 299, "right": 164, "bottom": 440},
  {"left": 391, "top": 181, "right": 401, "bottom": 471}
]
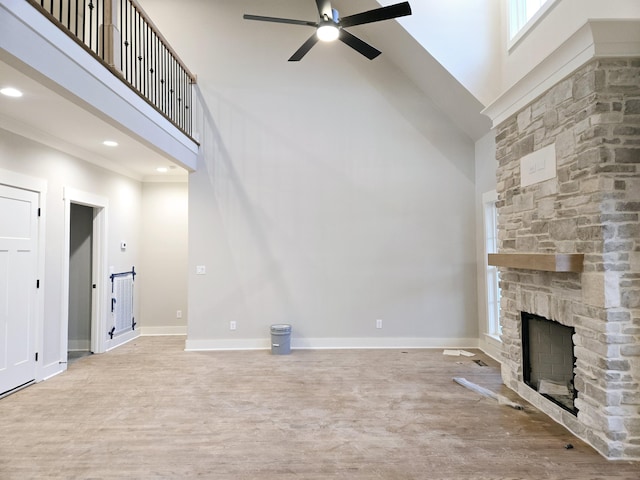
[{"left": 484, "top": 333, "right": 502, "bottom": 344}]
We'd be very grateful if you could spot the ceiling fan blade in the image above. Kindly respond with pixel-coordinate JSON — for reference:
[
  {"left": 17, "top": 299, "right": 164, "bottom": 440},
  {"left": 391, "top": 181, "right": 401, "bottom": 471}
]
[
  {"left": 339, "top": 1, "right": 412, "bottom": 28},
  {"left": 339, "top": 30, "right": 381, "bottom": 60},
  {"left": 315, "top": 0, "right": 333, "bottom": 19},
  {"left": 289, "top": 34, "right": 320, "bottom": 61},
  {"left": 243, "top": 14, "right": 317, "bottom": 27}
]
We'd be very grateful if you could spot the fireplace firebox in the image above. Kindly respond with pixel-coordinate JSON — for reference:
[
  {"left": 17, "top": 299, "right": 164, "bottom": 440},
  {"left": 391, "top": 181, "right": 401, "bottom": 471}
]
[{"left": 521, "top": 312, "right": 577, "bottom": 415}]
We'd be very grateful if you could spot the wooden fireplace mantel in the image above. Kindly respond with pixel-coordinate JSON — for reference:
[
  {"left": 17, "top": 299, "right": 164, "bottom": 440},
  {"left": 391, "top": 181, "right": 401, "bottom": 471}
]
[{"left": 488, "top": 253, "right": 584, "bottom": 273}]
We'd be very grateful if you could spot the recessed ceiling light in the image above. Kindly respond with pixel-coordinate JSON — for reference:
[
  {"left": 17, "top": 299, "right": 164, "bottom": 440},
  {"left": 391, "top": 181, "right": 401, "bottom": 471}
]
[
  {"left": 156, "top": 167, "right": 169, "bottom": 173},
  {"left": 103, "top": 140, "right": 118, "bottom": 147},
  {"left": 0, "top": 87, "right": 23, "bottom": 98}
]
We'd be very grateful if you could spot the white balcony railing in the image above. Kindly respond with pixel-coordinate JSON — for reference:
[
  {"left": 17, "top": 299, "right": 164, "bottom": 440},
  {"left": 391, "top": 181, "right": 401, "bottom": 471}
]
[{"left": 26, "top": 0, "right": 196, "bottom": 138}]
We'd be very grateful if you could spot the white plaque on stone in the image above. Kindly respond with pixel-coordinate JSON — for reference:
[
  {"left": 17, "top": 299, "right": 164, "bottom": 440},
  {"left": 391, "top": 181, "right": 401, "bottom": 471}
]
[{"left": 520, "top": 143, "right": 557, "bottom": 187}]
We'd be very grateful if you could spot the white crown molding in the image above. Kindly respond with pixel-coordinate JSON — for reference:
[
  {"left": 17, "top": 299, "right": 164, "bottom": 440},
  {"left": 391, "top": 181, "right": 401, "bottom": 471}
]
[{"left": 483, "top": 19, "right": 640, "bottom": 127}]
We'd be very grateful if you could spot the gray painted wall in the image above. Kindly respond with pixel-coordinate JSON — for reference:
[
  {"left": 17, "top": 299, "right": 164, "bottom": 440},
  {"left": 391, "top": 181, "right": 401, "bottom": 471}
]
[
  {"left": 132, "top": 0, "right": 482, "bottom": 349},
  {"left": 140, "top": 182, "right": 188, "bottom": 333}
]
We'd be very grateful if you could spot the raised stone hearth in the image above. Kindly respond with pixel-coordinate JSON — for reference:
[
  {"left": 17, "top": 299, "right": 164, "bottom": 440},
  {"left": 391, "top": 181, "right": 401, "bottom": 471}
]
[{"left": 494, "top": 58, "right": 640, "bottom": 459}]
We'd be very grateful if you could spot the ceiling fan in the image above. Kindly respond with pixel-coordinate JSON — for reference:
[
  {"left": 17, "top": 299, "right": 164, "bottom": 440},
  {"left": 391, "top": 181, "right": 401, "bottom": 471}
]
[{"left": 243, "top": 1, "right": 412, "bottom": 61}]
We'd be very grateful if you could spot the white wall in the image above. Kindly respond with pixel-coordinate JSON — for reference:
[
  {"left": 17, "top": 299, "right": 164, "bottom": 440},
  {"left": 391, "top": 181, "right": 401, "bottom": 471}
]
[
  {"left": 379, "top": 0, "right": 504, "bottom": 106},
  {"left": 0, "top": 128, "right": 143, "bottom": 375},
  {"left": 136, "top": 0, "right": 479, "bottom": 349},
  {"left": 139, "top": 182, "right": 188, "bottom": 335}
]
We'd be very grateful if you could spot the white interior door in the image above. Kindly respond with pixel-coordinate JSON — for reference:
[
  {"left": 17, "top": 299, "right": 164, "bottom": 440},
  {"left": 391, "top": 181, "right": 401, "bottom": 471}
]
[{"left": 0, "top": 184, "right": 38, "bottom": 395}]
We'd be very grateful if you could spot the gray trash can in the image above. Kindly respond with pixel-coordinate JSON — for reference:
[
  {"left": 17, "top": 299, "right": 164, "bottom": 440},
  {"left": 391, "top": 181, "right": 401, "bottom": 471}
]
[{"left": 270, "top": 324, "right": 291, "bottom": 355}]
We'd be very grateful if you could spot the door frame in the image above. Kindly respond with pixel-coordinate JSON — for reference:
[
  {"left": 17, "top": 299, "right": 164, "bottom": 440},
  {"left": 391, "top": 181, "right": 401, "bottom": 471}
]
[
  {"left": 62, "top": 187, "right": 109, "bottom": 357},
  {"left": 0, "top": 168, "right": 47, "bottom": 382}
]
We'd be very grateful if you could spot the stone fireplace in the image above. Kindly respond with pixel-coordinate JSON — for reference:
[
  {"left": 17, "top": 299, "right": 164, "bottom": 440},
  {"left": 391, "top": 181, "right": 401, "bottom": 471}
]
[{"left": 492, "top": 58, "right": 640, "bottom": 459}]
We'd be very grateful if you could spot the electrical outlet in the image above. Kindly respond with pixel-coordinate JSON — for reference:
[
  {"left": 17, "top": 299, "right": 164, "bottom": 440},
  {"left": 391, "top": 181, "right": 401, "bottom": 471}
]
[
  {"left": 376, "top": 319, "right": 383, "bottom": 329},
  {"left": 230, "top": 321, "right": 237, "bottom": 331},
  {"left": 176, "top": 310, "right": 182, "bottom": 319}
]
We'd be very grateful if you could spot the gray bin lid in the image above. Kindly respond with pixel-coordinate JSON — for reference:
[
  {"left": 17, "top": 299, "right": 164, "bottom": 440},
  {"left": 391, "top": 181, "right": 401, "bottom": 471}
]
[{"left": 271, "top": 324, "right": 291, "bottom": 333}]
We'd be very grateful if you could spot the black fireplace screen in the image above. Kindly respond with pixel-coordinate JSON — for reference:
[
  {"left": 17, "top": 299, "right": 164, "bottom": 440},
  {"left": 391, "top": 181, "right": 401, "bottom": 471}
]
[{"left": 522, "top": 312, "right": 578, "bottom": 415}]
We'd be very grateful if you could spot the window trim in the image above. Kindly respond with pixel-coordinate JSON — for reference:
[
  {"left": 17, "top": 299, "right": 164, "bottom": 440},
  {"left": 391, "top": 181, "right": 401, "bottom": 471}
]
[{"left": 482, "top": 190, "right": 501, "bottom": 340}]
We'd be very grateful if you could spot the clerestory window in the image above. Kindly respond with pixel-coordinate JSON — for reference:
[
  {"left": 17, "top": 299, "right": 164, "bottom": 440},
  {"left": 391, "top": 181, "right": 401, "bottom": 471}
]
[{"left": 508, "top": 0, "right": 556, "bottom": 42}]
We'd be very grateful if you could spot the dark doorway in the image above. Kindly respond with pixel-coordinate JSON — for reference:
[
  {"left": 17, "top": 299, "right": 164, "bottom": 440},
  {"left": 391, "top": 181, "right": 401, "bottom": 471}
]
[{"left": 68, "top": 203, "right": 94, "bottom": 363}]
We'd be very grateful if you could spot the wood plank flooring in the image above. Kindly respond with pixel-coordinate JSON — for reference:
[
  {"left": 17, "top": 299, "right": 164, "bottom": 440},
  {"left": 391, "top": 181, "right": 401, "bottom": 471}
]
[{"left": 0, "top": 336, "right": 638, "bottom": 479}]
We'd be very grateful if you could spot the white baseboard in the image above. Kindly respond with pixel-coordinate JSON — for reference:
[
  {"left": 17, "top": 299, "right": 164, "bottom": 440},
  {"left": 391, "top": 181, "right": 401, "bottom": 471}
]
[
  {"left": 39, "top": 363, "right": 65, "bottom": 382},
  {"left": 479, "top": 334, "right": 503, "bottom": 363},
  {"left": 105, "top": 329, "right": 140, "bottom": 352},
  {"left": 140, "top": 326, "right": 187, "bottom": 336},
  {"left": 185, "top": 338, "right": 269, "bottom": 351},
  {"left": 185, "top": 337, "right": 480, "bottom": 352}
]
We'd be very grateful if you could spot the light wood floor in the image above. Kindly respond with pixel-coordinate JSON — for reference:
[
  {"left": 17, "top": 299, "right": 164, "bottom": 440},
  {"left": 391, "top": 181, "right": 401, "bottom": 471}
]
[{"left": 0, "top": 336, "right": 637, "bottom": 479}]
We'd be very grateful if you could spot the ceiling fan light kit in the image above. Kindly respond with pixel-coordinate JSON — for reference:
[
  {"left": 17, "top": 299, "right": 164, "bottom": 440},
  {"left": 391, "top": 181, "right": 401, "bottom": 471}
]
[
  {"left": 244, "top": 0, "right": 412, "bottom": 61},
  {"left": 317, "top": 23, "right": 339, "bottom": 42}
]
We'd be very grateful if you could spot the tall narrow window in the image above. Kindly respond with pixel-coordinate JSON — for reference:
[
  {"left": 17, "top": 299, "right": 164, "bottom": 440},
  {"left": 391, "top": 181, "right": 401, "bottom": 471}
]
[
  {"left": 509, "top": 0, "right": 554, "bottom": 40},
  {"left": 483, "top": 191, "right": 501, "bottom": 338}
]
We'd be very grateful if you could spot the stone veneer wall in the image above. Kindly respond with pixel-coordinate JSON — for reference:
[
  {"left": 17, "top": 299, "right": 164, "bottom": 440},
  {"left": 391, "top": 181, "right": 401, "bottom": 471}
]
[{"left": 494, "top": 58, "right": 640, "bottom": 459}]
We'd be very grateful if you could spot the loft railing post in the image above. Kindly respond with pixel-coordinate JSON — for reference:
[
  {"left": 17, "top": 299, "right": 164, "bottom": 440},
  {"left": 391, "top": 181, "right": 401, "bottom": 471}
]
[{"left": 101, "top": 0, "right": 121, "bottom": 71}]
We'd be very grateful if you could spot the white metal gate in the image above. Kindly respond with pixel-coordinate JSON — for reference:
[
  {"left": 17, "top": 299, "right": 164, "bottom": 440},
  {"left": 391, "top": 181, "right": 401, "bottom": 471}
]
[{"left": 109, "top": 267, "right": 136, "bottom": 339}]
